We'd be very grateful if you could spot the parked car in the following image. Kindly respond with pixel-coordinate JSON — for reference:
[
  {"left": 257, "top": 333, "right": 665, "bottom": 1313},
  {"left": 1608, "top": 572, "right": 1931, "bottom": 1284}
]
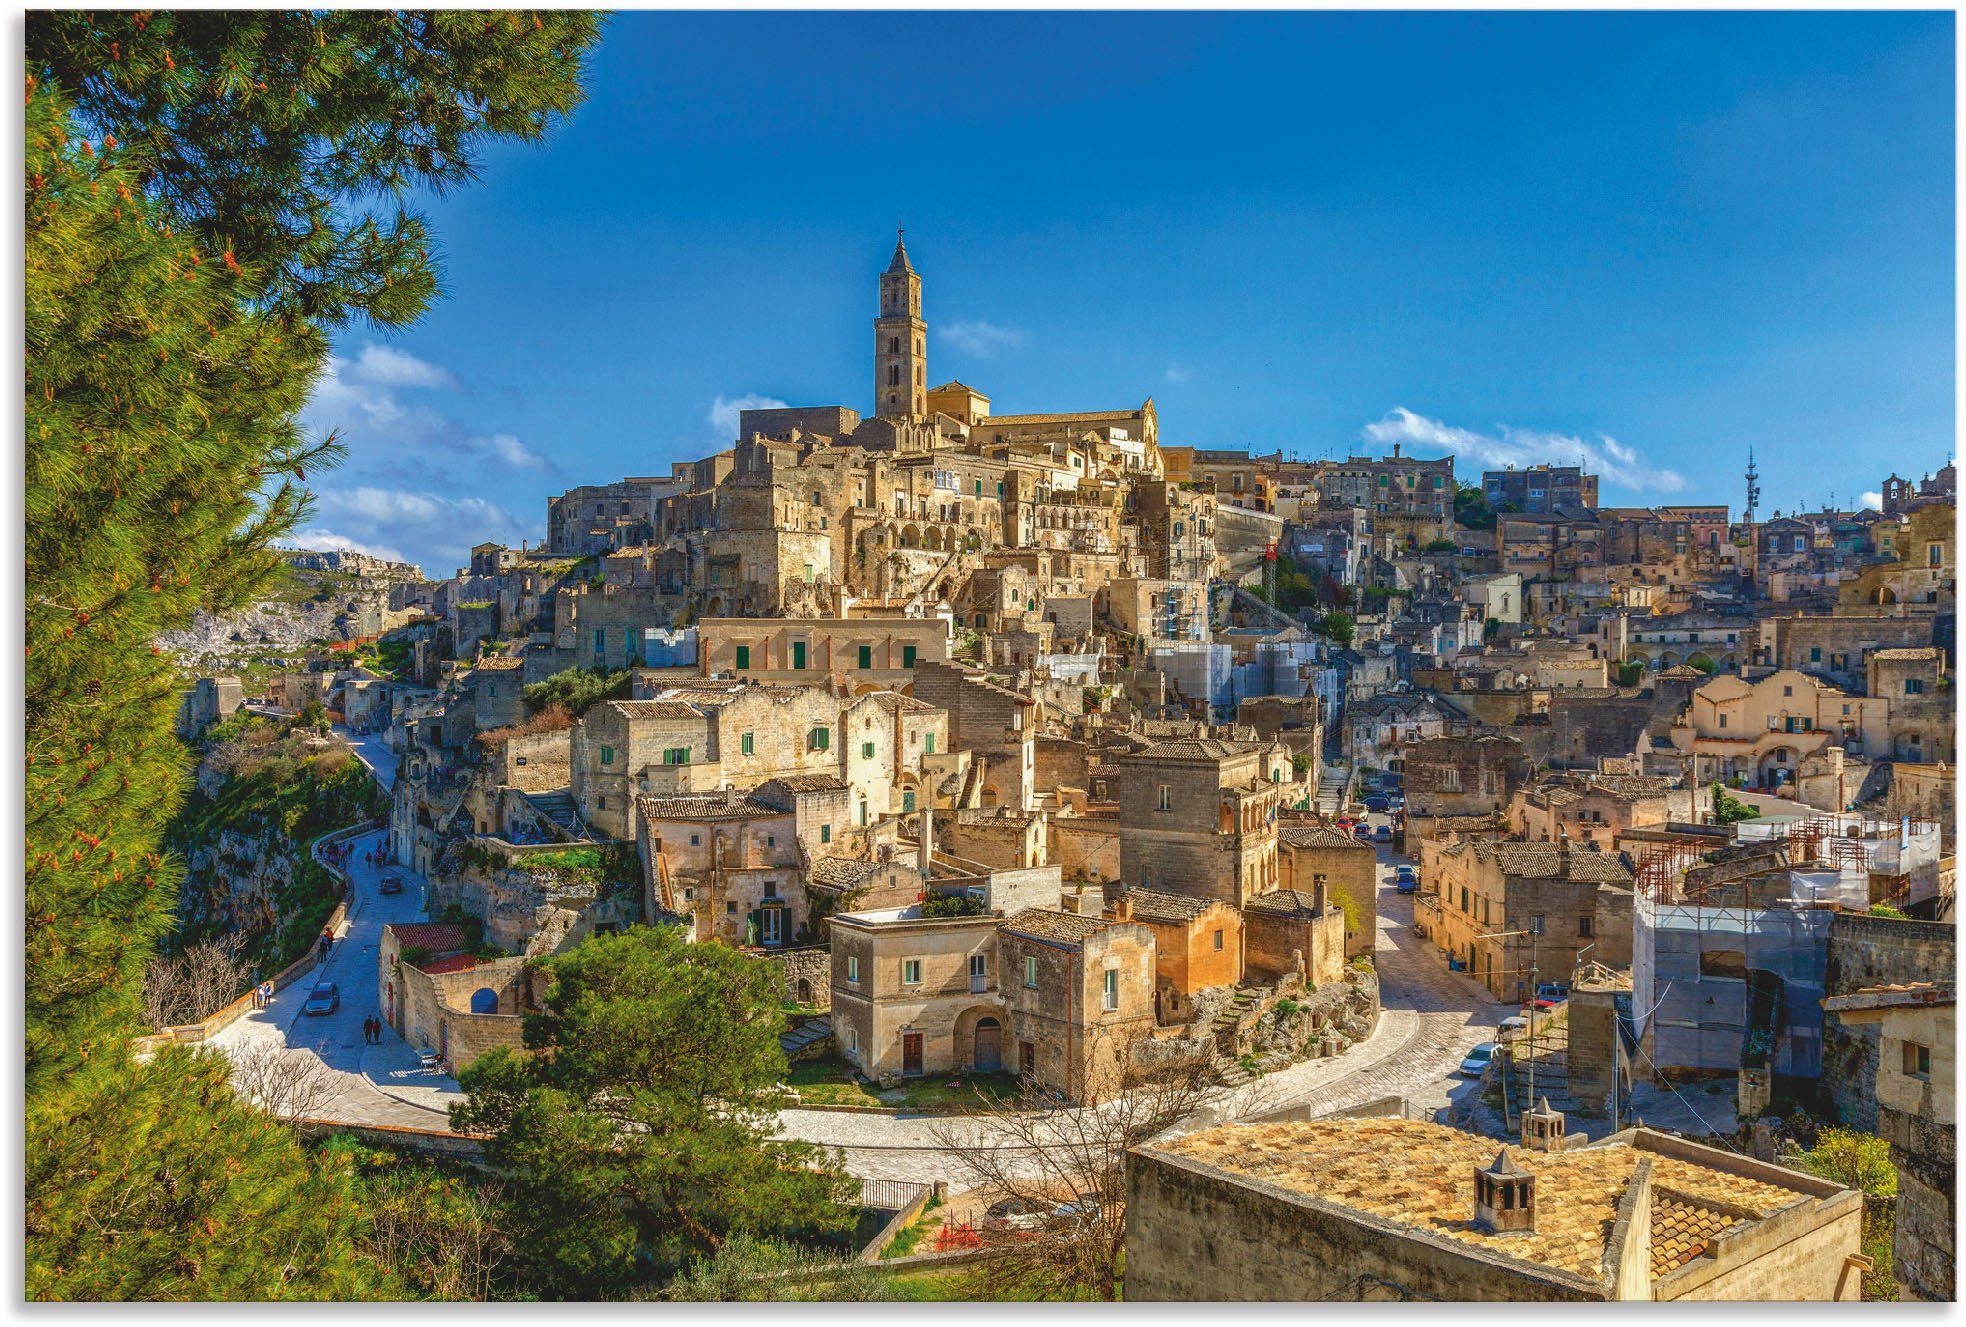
[
  {"left": 1458, "top": 1043, "right": 1498, "bottom": 1077},
  {"left": 303, "top": 981, "right": 340, "bottom": 1016},
  {"left": 1393, "top": 865, "right": 1419, "bottom": 894},
  {"left": 378, "top": 873, "right": 404, "bottom": 896},
  {"left": 1045, "top": 1199, "right": 1102, "bottom": 1233},
  {"left": 983, "top": 1197, "right": 1048, "bottom": 1232},
  {"left": 1373, "top": 824, "right": 1393, "bottom": 843},
  {"left": 1498, "top": 1015, "right": 1529, "bottom": 1039},
  {"left": 1362, "top": 793, "right": 1392, "bottom": 814},
  {"left": 1353, "top": 824, "right": 1373, "bottom": 841},
  {"left": 1534, "top": 982, "right": 1569, "bottom": 1009}
]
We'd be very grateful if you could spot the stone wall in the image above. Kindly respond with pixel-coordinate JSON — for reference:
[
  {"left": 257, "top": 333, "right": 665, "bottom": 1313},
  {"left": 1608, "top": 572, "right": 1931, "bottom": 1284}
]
[
  {"left": 1124, "top": 1148, "right": 1597, "bottom": 1302},
  {"left": 1823, "top": 912, "right": 1957, "bottom": 1130},
  {"left": 1049, "top": 814, "right": 1119, "bottom": 884},
  {"left": 771, "top": 945, "right": 831, "bottom": 1010}
]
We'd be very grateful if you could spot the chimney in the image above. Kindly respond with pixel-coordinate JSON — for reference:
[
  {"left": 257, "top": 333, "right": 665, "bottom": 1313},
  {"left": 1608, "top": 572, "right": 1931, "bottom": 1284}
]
[
  {"left": 1112, "top": 894, "right": 1134, "bottom": 924},
  {"left": 1523, "top": 1097, "right": 1567, "bottom": 1153},
  {"left": 1473, "top": 1148, "right": 1536, "bottom": 1235}
]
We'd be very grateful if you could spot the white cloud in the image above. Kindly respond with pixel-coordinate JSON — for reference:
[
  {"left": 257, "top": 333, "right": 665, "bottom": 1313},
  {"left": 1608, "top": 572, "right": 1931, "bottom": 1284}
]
[
  {"left": 940, "top": 320, "right": 1028, "bottom": 357},
  {"left": 709, "top": 392, "right": 788, "bottom": 440},
  {"left": 1860, "top": 490, "right": 1884, "bottom": 512},
  {"left": 303, "top": 351, "right": 547, "bottom": 473},
  {"left": 306, "top": 487, "right": 526, "bottom": 572},
  {"left": 279, "top": 530, "right": 411, "bottom": 564},
  {"left": 1165, "top": 362, "right": 1193, "bottom": 384},
  {"left": 1362, "top": 407, "right": 1688, "bottom": 495},
  {"left": 346, "top": 344, "right": 458, "bottom": 390}
]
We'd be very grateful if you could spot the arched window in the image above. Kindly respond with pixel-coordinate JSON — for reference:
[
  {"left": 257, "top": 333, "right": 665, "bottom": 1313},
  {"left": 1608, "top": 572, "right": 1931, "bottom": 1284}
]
[
  {"left": 889, "top": 336, "right": 899, "bottom": 353},
  {"left": 889, "top": 365, "right": 900, "bottom": 386},
  {"left": 469, "top": 988, "right": 499, "bottom": 1014}
]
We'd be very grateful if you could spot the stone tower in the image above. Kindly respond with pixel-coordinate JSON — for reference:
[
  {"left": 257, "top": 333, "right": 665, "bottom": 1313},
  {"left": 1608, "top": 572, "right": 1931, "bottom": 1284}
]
[{"left": 875, "top": 230, "right": 926, "bottom": 420}]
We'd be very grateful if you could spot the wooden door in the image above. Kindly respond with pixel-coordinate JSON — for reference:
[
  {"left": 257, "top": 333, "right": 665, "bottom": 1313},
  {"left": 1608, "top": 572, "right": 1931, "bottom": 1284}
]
[
  {"left": 902, "top": 1032, "right": 924, "bottom": 1077},
  {"left": 974, "top": 1019, "right": 1002, "bottom": 1072}
]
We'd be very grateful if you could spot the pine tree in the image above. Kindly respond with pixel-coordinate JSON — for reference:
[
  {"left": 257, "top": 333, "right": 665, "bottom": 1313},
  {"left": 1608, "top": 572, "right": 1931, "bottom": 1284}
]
[
  {"left": 24, "top": 11, "right": 600, "bottom": 1296},
  {"left": 27, "top": 10, "right": 604, "bottom": 329}
]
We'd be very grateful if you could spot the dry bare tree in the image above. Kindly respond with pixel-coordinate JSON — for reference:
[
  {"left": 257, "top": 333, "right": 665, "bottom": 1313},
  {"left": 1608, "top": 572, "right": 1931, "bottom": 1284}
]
[
  {"left": 228, "top": 1040, "right": 339, "bottom": 1127},
  {"left": 930, "top": 1032, "right": 1266, "bottom": 1301},
  {"left": 141, "top": 938, "right": 252, "bottom": 1030},
  {"left": 366, "top": 1172, "right": 515, "bottom": 1301}
]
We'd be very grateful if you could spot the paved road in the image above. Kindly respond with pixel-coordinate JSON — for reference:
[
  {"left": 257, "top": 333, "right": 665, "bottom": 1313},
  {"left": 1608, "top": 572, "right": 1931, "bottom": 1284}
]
[
  {"left": 207, "top": 735, "right": 1504, "bottom": 1167},
  {"left": 207, "top": 728, "right": 458, "bottom": 1130},
  {"left": 776, "top": 838, "right": 1507, "bottom": 1183}
]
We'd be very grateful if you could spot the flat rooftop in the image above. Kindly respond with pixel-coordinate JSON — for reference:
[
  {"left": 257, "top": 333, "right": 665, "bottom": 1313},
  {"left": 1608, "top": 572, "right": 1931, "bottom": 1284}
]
[{"left": 1158, "top": 1118, "right": 1821, "bottom": 1283}]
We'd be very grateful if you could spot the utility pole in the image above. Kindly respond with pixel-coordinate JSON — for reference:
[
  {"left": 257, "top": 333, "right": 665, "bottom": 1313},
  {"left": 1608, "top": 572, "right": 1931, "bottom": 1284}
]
[{"left": 1479, "top": 922, "right": 1542, "bottom": 1125}]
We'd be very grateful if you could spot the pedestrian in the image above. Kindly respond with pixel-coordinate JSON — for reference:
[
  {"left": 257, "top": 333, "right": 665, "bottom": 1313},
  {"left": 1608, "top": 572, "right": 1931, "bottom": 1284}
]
[
  {"left": 361, "top": 1015, "right": 373, "bottom": 1044},
  {"left": 318, "top": 928, "right": 332, "bottom": 960},
  {"left": 369, "top": 1016, "right": 379, "bottom": 1044}
]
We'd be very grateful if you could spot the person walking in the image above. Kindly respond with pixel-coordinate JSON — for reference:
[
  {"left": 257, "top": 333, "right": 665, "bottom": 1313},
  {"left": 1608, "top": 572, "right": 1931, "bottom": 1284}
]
[{"left": 317, "top": 928, "right": 333, "bottom": 961}]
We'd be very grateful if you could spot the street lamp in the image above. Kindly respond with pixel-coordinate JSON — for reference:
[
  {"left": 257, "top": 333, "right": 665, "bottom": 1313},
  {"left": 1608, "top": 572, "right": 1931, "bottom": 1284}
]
[{"left": 1479, "top": 919, "right": 1543, "bottom": 1122}]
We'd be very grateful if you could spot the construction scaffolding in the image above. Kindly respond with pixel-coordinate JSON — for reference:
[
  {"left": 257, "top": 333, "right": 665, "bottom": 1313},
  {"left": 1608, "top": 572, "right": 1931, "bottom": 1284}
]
[{"left": 1631, "top": 817, "right": 1882, "bottom": 1082}]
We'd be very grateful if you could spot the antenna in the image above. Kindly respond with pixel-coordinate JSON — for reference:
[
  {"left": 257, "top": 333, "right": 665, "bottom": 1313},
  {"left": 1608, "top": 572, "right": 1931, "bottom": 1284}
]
[{"left": 1744, "top": 448, "right": 1761, "bottom": 524}]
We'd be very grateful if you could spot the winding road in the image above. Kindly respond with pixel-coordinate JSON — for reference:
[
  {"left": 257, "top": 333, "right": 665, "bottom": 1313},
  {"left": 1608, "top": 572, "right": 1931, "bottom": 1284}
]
[
  {"left": 205, "top": 743, "right": 1508, "bottom": 1177},
  {"left": 206, "top": 729, "right": 462, "bottom": 1129}
]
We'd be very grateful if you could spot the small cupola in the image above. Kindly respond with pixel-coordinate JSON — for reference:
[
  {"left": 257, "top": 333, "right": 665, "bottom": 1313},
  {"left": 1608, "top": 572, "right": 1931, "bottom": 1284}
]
[
  {"left": 1473, "top": 1147, "right": 1536, "bottom": 1235},
  {"left": 1524, "top": 1096, "right": 1567, "bottom": 1153}
]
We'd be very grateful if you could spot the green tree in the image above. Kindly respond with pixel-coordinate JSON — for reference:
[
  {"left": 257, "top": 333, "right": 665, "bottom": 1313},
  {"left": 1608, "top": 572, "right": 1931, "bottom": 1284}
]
[
  {"left": 27, "top": 10, "right": 603, "bottom": 331},
  {"left": 25, "top": 13, "right": 599, "bottom": 1295},
  {"left": 1318, "top": 610, "right": 1356, "bottom": 647},
  {"left": 522, "top": 664, "right": 631, "bottom": 717},
  {"left": 1711, "top": 781, "right": 1758, "bottom": 825},
  {"left": 1795, "top": 1128, "right": 1898, "bottom": 1299},
  {"left": 452, "top": 927, "right": 859, "bottom": 1294},
  {"left": 1685, "top": 652, "right": 1719, "bottom": 675},
  {"left": 1453, "top": 482, "right": 1496, "bottom": 531},
  {"left": 1614, "top": 659, "right": 1646, "bottom": 688}
]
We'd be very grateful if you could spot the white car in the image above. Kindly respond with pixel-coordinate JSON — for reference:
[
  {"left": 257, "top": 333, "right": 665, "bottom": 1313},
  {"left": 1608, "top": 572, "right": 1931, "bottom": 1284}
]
[{"left": 1458, "top": 1043, "right": 1498, "bottom": 1077}]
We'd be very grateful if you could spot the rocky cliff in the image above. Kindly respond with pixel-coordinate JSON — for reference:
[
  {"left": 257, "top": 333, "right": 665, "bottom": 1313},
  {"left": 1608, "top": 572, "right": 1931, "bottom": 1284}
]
[{"left": 166, "top": 715, "right": 385, "bottom": 976}]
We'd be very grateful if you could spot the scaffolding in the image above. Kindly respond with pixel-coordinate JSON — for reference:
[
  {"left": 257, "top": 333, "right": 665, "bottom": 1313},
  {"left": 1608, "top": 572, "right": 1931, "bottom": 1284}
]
[{"left": 1632, "top": 817, "right": 1878, "bottom": 1082}]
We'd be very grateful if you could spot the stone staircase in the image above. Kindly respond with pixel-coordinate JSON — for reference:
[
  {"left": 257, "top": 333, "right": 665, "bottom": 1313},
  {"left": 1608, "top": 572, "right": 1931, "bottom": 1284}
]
[
  {"left": 523, "top": 787, "right": 584, "bottom": 838},
  {"left": 779, "top": 1015, "right": 832, "bottom": 1059},
  {"left": 1316, "top": 767, "right": 1350, "bottom": 815}
]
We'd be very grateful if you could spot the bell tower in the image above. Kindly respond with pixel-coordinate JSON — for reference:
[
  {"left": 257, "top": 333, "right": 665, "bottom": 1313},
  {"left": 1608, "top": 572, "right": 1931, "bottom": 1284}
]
[{"left": 875, "top": 229, "right": 927, "bottom": 420}]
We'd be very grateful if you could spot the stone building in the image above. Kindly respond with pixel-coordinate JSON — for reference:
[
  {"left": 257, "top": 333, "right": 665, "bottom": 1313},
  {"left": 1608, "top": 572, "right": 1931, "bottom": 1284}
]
[
  {"left": 1837, "top": 502, "right": 1955, "bottom": 614},
  {"left": 695, "top": 614, "right": 948, "bottom": 684},
  {"left": 1402, "top": 733, "right": 1532, "bottom": 850},
  {"left": 997, "top": 906, "right": 1158, "bottom": 1101},
  {"left": 1276, "top": 824, "right": 1378, "bottom": 958},
  {"left": 1243, "top": 885, "right": 1348, "bottom": 989},
  {"left": 1755, "top": 611, "right": 1937, "bottom": 693},
  {"left": 1483, "top": 463, "right": 1599, "bottom": 514},
  {"left": 1666, "top": 669, "right": 1891, "bottom": 797},
  {"left": 378, "top": 921, "right": 528, "bottom": 1074},
  {"left": 1126, "top": 1118, "right": 1866, "bottom": 1301},
  {"left": 1510, "top": 774, "right": 1682, "bottom": 852},
  {"left": 1117, "top": 738, "right": 1286, "bottom": 907},
  {"left": 1104, "top": 887, "right": 1244, "bottom": 1026},
  {"left": 1426, "top": 839, "right": 1635, "bottom": 1001},
  {"left": 827, "top": 899, "right": 1006, "bottom": 1083},
  {"left": 1819, "top": 982, "right": 1955, "bottom": 1302},
  {"left": 569, "top": 685, "right": 851, "bottom": 839}
]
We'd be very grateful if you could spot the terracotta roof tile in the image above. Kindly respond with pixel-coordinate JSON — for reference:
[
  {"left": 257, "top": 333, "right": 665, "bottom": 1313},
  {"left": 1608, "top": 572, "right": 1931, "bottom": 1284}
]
[{"left": 1004, "top": 907, "right": 1109, "bottom": 947}]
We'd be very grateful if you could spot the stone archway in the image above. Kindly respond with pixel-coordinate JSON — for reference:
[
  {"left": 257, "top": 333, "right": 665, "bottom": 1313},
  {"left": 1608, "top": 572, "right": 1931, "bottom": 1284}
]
[{"left": 955, "top": 1005, "right": 1005, "bottom": 1072}]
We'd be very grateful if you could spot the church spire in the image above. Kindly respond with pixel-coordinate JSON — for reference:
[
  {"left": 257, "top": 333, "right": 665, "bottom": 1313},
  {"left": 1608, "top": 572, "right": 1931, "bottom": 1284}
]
[{"left": 886, "top": 226, "right": 914, "bottom": 275}]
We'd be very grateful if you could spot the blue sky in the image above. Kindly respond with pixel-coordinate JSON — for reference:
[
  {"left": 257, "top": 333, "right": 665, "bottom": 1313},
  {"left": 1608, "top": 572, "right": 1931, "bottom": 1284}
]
[{"left": 294, "top": 11, "right": 1956, "bottom": 574}]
